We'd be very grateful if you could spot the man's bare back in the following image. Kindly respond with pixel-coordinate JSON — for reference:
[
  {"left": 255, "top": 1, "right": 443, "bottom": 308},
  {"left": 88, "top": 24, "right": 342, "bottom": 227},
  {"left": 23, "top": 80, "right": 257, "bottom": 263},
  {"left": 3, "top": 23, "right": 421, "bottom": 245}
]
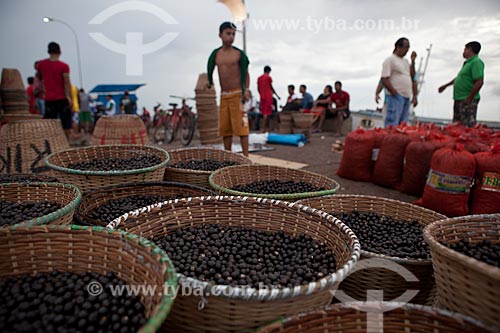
[{"left": 215, "top": 47, "right": 241, "bottom": 92}]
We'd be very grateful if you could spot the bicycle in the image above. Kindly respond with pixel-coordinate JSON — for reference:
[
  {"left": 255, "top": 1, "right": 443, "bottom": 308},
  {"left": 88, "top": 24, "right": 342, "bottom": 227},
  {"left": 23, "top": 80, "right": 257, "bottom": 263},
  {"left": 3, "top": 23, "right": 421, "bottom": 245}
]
[{"left": 153, "top": 98, "right": 196, "bottom": 146}]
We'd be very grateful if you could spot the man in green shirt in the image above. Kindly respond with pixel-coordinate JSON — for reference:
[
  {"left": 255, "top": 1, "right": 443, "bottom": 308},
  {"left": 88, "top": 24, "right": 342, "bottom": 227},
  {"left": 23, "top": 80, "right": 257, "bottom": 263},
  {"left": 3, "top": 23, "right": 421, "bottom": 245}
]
[{"left": 439, "top": 41, "right": 484, "bottom": 127}]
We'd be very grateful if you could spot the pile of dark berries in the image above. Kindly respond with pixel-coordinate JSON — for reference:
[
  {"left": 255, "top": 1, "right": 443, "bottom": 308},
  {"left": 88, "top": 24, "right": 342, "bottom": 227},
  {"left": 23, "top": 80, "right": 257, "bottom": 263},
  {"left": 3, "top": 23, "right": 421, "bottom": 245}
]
[
  {"left": 0, "top": 174, "right": 58, "bottom": 183},
  {"left": 232, "top": 180, "right": 325, "bottom": 194},
  {"left": 170, "top": 159, "right": 239, "bottom": 171},
  {"left": 444, "top": 239, "right": 500, "bottom": 268},
  {"left": 0, "top": 271, "right": 147, "bottom": 333},
  {"left": 87, "top": 194, "right": 177, "bottom": 223},
  {"left": 155, "top": 224, "right": 336, "bottom": 288},
  {"left": 334, "top": 211, "right": 431, "bottom": 260},
  {"left": 0, "top": 200, "right": 62, "bottom": 226},
  {"left": 68, "top": 155, "right": 162, "bottom": 171}
]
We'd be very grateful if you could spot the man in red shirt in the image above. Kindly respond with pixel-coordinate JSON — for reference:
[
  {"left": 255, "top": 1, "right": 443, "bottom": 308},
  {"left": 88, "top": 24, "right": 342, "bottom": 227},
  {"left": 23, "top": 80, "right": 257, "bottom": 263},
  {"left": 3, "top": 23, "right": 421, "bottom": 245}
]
[
  {"left": 257, "top": 66, "right": 280, "bottom": 132},
  {"left": 329, "top": 81, "right": 350, "bottom": 137},
  {"left": 36, "top": 42, "right": 73, "bottom": 138}
]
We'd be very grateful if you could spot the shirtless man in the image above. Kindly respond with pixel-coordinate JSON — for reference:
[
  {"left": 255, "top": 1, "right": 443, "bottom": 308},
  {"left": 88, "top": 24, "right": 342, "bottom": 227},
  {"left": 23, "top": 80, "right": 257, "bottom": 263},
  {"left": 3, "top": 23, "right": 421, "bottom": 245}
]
[{"left": 207, "top": 22, "right": 250, "bottom": 156}]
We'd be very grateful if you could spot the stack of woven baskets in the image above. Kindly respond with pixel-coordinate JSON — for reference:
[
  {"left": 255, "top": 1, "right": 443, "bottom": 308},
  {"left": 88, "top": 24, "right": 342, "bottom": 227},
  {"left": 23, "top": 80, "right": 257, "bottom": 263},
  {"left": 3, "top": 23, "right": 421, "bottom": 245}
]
[
  {"left": 195, "top": 73, "right": 221, "bottom": 145},
  {"left": 0, "top": 68, "right": 41, "bottom": 122},
  {"left": 92, "top": 114, "right": 149, "bottom": 145}
]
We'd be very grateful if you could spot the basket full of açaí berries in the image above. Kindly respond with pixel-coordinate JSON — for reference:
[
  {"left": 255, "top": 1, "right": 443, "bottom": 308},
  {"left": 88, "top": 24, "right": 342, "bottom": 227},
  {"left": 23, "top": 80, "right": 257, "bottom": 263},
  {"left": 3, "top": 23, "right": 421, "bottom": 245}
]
[
  {"left": 44, "top": 145, "right": 170, "bottom": 192},
  {"left": 0, "top": 224, "right": 177, "bottom": 333},
  {"left": 0, "top": 182, "right": 81, "bottom": 227},
  {"left": 74, "top": 181, "right": 216, "bottom": 228},
  {"left": 110, "top": 196, "right": 361, "bottom": 333},
  {"left": 423, "top": 214, "right": 500, "bottom": 328},
  {"left": 298, "top": 194, "right": 446, "bottom": 305},
  {"left": 163, "top": 147, "right": 252, "bottom": 188},
  {"left": 209, "top": 164, "right": 340, "bottom": 200}
]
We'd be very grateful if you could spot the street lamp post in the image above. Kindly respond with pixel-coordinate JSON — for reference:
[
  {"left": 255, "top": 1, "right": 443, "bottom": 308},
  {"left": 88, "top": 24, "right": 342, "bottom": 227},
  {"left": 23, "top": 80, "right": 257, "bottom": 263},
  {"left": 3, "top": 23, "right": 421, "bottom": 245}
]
[{"left": 43, "top": 16, "right": 84, "bottom": 89}]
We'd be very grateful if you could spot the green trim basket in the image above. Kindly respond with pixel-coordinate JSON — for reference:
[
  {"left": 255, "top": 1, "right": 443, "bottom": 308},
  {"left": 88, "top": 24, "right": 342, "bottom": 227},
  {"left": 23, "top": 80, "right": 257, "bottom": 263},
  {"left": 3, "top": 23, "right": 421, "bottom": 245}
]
[
  {"left": 45, "top": 145, "right": 170, "bottom": 192},
  {"left": 0, "top": 224, "right": 177, "bottom": 333},
  {"left": 163, "top": 147, "right": 252, "bottom": 189},
  {"left": 209, "top": 165, "right": 340, "bottom": 200},
  {"left": 0, "top": 182, "right": 81, "bottom": 226}
]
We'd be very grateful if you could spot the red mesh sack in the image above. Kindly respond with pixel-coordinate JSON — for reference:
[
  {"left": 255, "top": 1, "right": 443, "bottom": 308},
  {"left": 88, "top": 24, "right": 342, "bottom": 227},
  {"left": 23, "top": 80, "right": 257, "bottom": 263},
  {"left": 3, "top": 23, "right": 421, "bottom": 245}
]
[
  {"left": 470, "top": 144, "right": 500, "bottom": 214},
  {"left": 372, "top": 133, "right": 412, "bottom": 188},
  {"left": 399, "top": 139, "right": 436, "bottom": 196},
  {"left": 415, "top": 144, "right": 476, "bottom": 217},
  {"left": 337, "top": 128, "right": 375, "bottom": 181}
]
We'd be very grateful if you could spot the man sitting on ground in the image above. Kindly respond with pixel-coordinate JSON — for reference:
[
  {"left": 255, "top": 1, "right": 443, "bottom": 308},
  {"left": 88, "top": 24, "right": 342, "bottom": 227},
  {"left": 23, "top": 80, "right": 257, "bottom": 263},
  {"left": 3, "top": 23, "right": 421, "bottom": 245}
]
[
  {"left": 281, "top": 85, "right": 301, "bottom": 111},
  {"left": 329, "top": 81, "right": 350, "bottom": 137},
  {"left": 298, "top": 84, "right": 314, "bottom": 112}
]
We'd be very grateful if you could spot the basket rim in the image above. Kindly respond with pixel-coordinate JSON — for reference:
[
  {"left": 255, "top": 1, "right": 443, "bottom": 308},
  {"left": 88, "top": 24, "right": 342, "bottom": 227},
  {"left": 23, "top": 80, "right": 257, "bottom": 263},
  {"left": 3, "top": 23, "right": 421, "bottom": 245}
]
[
  {"left": 164, "top": 147, "right": 252, "bottom": 175},
  {"left": 257, "top": 301, "right": 500, "bottom": 332},
  {"left": 297, "top": 194, "right": 446, "bottom": 265},
  {"left": 44, "top": 144, "right": 170, "bottom": 176},
  {"left": 0, "top": 223, "right": 178, "bottom": 333},
  {"left": 423, "top": 214, "right": 500, "bottom": 278},
  {"left": 107, "top": 195, "right": 361, "bottom": 302},
  {"left": 208, "top": 164, "right": 340, "bottom": 200},
  {"left": 0, "top": 182, "right": 82, "bottom": 226},
  {"left": 74, "top": 181, "right": 217, "bottom": 226}
]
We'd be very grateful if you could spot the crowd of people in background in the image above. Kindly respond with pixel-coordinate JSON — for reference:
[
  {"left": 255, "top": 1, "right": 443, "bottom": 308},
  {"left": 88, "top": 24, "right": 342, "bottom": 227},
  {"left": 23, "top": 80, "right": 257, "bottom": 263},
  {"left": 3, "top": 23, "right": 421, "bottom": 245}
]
[
  {"left": 25, "top": 41, "right": 141, "bottom": 140},
  {"left": 27, "top": 32, "right": 485, "bottom": 148}
]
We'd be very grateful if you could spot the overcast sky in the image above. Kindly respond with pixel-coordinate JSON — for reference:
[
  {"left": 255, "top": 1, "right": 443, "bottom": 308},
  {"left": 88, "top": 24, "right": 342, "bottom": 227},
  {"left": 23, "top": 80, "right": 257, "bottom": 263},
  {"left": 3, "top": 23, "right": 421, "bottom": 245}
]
[{"left": 1, "top": 0, "right": 499, "bottom": 121}]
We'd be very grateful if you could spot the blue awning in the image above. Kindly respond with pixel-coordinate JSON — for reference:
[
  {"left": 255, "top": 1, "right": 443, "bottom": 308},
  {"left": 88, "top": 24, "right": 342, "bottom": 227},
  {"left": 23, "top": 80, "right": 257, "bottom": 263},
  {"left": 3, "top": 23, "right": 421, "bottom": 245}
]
[{"left": 90, "top": 84, "right": 145, "bottom": 93}]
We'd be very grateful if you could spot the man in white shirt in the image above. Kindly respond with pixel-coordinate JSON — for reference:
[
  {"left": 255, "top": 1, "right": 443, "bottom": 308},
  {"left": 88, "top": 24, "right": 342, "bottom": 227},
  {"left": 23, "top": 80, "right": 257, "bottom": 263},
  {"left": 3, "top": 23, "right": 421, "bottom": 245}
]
[
  {"left": 381, "top": 37, "right": 417, "bottom": 127},
  {"left": 105, "top": 95, "right": 116, "bottom": 116},
  {"left": 244, "top": 90, "right": 261, "bottom": 131}
]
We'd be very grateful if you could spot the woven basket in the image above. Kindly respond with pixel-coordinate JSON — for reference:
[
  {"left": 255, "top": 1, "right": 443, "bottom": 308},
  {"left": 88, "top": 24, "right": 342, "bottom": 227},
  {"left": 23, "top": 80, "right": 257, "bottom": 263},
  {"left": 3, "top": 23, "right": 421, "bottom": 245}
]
[
  {"left": 92, "top": 114, "right": 149, "bottom": 145},
  {"left": 256, "top": 302, "right": 499, "bottom": 333},
  {"left": 0, "top": 182, "right": 81, "bottom": 226},
  {"left": 209, "top": 165, "right": 340, "bottom": 200},
  {"left": 0, "top": 224, "right": 177, "bottom": 333},
  {"left": 0, "top": 119, "right": 69, "bottom": 174},
  {"left": 74, "top": 181, "right": 216, "bottom": 228},
  {"left": 292, "top": 113, "right": 315, "bottom": 129},
  {"left": 164, "top": 148, "right": 252, "bottom": 188},
  {"left": 423, "top": 214, "right": 500, "bottom": 327},
  {"left": 297, "top": 195, "right": 446, "bottom": 305},
  {"left": 45, "top": 145, "right": 169, "bottom": 192},
  {"left": 0, "top": 173, "right": 58, "bottom": 183},
  {"left": 113, "top": 196, "right": 360, "bottom": 333}
]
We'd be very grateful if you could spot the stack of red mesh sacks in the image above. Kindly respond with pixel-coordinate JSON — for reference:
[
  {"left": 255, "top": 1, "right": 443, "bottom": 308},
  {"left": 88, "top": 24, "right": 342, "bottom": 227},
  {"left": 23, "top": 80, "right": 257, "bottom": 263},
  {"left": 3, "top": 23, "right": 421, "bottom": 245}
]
[{"left": 336, "top": 123, "right": 499, "bottom": 216}]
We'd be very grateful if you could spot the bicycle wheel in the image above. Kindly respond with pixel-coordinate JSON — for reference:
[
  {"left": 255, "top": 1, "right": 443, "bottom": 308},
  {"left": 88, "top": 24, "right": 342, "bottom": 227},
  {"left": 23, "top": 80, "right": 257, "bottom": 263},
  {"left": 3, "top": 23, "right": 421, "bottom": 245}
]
[
  {"left": 180, "top": 111, "right": 195, "bottom": 146},
  {"left": 153, "top": 122, "right": 168, "bottom": 143},
  {"left": 165, "top": 116, "right": 176, "bottom": 144}
]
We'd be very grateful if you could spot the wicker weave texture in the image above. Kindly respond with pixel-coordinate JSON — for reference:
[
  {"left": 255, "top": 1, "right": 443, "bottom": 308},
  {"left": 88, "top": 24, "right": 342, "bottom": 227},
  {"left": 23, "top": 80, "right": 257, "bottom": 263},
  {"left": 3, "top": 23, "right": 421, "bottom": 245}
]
[
  {"left": 423, "top": 214, "right": 500, "bottom": 328},
  {"left": 45, "top": 145, "right": 169, "bottom": 192},
  {"left": 116, "top": 196, "right": 360, "bottom": 333},
  {"left": 0, "top": 182, "right": 81, "bottom": 226},
  {"left": 163, "top": 148, "right": 252, "bottom": 188},
  {"left": 256, "top": 302, "right": 499, "bottom": 333},
  {"left": 92, "top": 114, "right": 150, "bottom": 145},
  {"left": 297, "top": 195, "right": 446, "bottom": 305},
  {"left": 75, "top": 181, "right": 216, "bottom": 228},
  {"left": 209, "top": 164, "right": 340, "bottom": 200},
  {"left": 0, "top": 119, "right": 69, "bottom": 174},
  {"left": 0, "top": 225, "right": 177, "bottom": 333}
]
